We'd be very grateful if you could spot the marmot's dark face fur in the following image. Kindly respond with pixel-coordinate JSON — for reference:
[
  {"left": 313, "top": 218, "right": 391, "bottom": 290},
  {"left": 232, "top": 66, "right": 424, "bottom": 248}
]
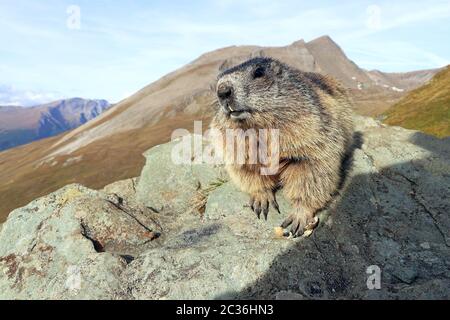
[{"left": 216, "top": 57, "right": 285, "bottom": 122}]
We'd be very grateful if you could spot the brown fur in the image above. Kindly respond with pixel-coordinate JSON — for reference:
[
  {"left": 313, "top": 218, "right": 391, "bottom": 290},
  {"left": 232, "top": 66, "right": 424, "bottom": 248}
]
[{"left": 210, "top": 57, "right": 354, "bottom": 237}]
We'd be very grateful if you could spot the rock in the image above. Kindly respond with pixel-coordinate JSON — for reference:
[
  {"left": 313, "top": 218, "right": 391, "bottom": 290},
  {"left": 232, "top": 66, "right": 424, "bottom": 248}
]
[
  {"left": 274, "top": 291, "right": 306, "bottom": 300},
  {"left": 136, "top": 135, "right": 227, "bottom": 214},
  {"left": 102, "top": 177, "right": 139, "bottom": 203},
  {"left": 0, "top": 184, "right": 160, "bottom": 299},
  {"left": 1, "top": 116, "right": 449, "bottom": 299},
  {"left": 204, "top": 182, "right": 293, "bottom": 239}
]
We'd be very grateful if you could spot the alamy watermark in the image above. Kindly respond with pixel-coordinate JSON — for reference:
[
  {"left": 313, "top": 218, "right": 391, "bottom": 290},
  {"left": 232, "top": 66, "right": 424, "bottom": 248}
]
[
  {"left": 65, "top": 265, "right": 81, "bottom": 291},
  {"left": 366, "top": 4, "right": 382, "bottom": 30},
  {"left": 66, "top": 5, "right": 81, "bottom": 30},
  {"left": 366, "top": 265, "right": 381, "bottom": 289},
  {"left": 170, "top": 121, "right": 280, "bottom": 175}
]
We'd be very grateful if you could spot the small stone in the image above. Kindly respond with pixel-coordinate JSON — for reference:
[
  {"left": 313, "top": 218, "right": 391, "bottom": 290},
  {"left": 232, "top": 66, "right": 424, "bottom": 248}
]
[
  {"left": 420, "top": 242, "right": 431, "bottom": 250},
  {"left": 274, "top": 227, "right": 284, "bottom": 238},
  {"left": 303, "top": 229, "right": 314, "bottom": 237}
]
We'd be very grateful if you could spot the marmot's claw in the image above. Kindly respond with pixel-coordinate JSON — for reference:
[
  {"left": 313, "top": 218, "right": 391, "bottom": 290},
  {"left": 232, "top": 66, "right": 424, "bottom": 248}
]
[
  {"left": 280, "top": 215, "right": 293, "bottom": 228},
  {"left": 249, "top": 192, "right": 276, "bottom": 220},
  {"left": 290, "top": 219, "right": 301, "bottom": 236},
  {"left": 271, "top": 199, "right": 280, "bottom": 214},
  {"left": 263, "top": 201, "right": 269, "bottom": 220},
  {"left": 281, "top": 214, "right": 319, "bottom": 238},
  {"left": 255, "top": 205, "right": 261, "bottom": 219},
  {"left": 249, "top": 197, "right": 260, "bottom": 218},
  {"left": 249, "top": 198, "right": 254, "bottom": 211}
]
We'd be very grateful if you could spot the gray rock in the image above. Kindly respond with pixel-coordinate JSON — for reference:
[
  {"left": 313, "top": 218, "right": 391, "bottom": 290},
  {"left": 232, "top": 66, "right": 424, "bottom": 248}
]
[
  {"left": 275, "top": 290, "right": 306, "bottom": 300},
  {"left": 0, "top": 184, "right": 159, "bottom": 299},
  {"left": 1, "top": 116, "right": 449, "bottom": 299},
  {"left": 102, "top": 177, "right": 139, "bottom": 202},
  {"left": 136, "top": 135, "right": 226, "bottom": 214}
]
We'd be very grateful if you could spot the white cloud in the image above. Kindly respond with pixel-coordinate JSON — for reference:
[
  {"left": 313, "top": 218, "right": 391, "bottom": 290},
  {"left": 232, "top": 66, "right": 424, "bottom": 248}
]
[
  {"left": 0, "top": 84, "right": 62, "bottom": 107},
  {"left": 366, "top": 5, "right": 382, "bottom": 30},
  {"left": 346, "top": 41, "right": 449, "bottom": 70}
]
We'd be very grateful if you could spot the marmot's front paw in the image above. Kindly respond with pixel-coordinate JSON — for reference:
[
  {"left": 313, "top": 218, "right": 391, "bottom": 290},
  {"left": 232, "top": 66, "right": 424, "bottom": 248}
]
[
  {"left": 281, "top": 210, "right": 319, "bottom": 238},
  {"left": 248, "top": 191, "right": 280, "bottom": 220}
]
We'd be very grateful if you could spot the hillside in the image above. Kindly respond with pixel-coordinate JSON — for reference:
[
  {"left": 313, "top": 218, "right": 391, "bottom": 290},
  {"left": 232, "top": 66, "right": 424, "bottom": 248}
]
[
  {"left": 0, "top": 36, "right": 439, "bottom": 222},
  {"left": 383, "top": 66, "right": 450, "bottom": 138},
  {"left": 0, "top": 98, "right": 110, "bottom": 151}
]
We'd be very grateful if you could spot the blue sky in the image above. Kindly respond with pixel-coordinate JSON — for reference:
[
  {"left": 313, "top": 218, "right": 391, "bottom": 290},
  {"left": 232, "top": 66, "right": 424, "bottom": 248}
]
[{"left": 0, "top": 0, "right": 449, "bottom": 106}]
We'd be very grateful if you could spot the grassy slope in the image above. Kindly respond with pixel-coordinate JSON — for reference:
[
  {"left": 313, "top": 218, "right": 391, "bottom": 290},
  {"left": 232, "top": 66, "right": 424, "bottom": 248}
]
[
  {"left": 383, "top": 66, "right": 450, "bottom": 138},
  {"left": 0, "top": 114, "right": 212, "bottom": 222}
]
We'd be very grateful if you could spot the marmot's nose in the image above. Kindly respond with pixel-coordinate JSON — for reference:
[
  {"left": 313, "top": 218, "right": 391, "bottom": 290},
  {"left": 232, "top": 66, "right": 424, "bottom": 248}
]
[{"left": 217, "top": 84, "right": 233, "bottom": 102}]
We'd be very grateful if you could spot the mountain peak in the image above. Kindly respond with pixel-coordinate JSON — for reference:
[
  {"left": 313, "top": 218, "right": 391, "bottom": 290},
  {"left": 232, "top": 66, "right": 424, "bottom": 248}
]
[
  {"left": 290, "top": 39, "right": 306, "bottom": 47},
  {"left": 308, "top": 35, "right": 337, "bottom": 46},
  {"left": 0, "top": 98, "right": 110, "bottom": 152}
]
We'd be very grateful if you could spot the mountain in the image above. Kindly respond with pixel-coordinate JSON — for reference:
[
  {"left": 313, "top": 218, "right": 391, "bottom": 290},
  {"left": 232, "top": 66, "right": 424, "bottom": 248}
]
[
  {"left": 1, "top": 117, "right": 449, "bottom": 299},
  {"left": 0, "top": 35, "right": 439, "bottom": 222},
  {"left": 0, "top": 98, "right": 110, "bottom": 151},
  {"left": 382, "top": 66, "right": 450, "bottom": 138},
  {"left": 356, "top": 68, "right": 439, "bottom": 116}
]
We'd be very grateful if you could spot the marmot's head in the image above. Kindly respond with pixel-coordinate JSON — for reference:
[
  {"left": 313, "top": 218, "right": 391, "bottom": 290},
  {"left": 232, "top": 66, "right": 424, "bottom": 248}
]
[{"left": 216, "top": 57, "right": 285, "bottom": 122}]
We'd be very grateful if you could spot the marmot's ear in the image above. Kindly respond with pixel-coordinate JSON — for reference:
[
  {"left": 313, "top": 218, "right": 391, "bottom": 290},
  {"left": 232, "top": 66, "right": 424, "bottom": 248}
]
[
  {"left": 270, "top": 61, "right": 282, "bottom": 76},
  {"left": 219, "top": 60, "right": 230, "bottom": 72}
]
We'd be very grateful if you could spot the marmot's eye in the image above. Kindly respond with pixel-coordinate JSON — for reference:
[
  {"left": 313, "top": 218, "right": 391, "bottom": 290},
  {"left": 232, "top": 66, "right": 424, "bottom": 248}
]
[{"left": 253, "top": 67, "right": 265, "bottom": 79}]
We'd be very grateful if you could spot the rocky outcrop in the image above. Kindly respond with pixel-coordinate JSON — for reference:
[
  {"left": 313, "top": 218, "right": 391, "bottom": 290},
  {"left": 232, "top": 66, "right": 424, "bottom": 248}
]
[
  {"left": 0, "top": 184, "right": 160, "bottom": 299},
  {"left": 1, "top": 117, "right": 449, "bottom": 299}
]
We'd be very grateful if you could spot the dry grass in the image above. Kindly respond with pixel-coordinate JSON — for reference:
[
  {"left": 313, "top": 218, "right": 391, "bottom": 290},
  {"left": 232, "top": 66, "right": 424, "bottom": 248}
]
[
  {"left": 189, "top": 178, "right": 228, "bottom": 217},
  {"left": 350, "top": 87, "right": 405, "bottom": 116},
  {"left": 0, "top": 113, "right": 212, "bottom": 222},
  {"left": 383, "top": 66, "right": 450, "bottom": 138}
]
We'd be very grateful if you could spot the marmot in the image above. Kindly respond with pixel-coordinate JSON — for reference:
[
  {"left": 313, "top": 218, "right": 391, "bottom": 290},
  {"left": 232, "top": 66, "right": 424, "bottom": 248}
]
[{"left": 210, "top": 57, "right": 354, "bottom": 237}]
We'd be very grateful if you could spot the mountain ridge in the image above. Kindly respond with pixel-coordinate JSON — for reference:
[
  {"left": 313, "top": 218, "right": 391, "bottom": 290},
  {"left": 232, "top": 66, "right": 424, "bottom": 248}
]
[
  {"left": 0, "top": 98, "right": 110, "bottom": 151},
  {"left": 41, "top": 36, "right": 441, "bottom": 159}
]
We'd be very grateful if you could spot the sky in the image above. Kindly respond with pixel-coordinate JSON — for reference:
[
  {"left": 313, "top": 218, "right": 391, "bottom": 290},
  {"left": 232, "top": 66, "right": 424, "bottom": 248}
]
[{"left": 0, "top": 0, "right": 449, "bottom": 106}]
